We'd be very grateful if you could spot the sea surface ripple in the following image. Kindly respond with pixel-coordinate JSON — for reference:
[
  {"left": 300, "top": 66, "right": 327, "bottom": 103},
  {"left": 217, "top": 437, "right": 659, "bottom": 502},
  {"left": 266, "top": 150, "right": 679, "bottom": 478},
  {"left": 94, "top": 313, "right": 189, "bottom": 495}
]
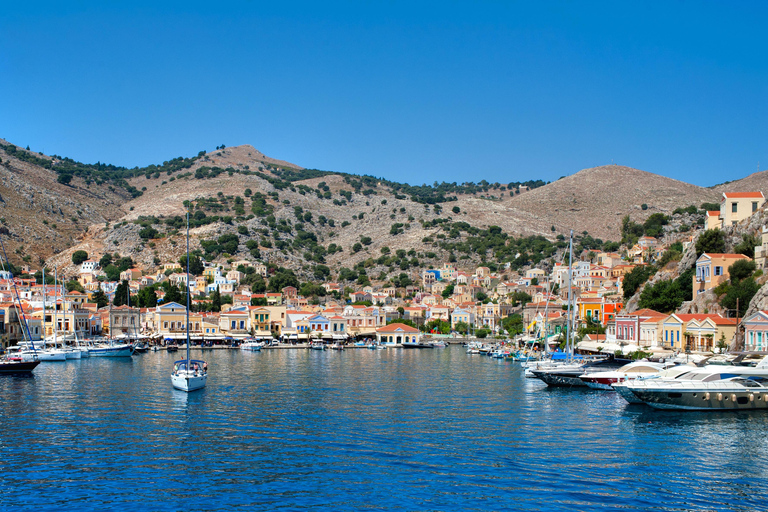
[{"left": 1, "top": 346, "right": 766, "bottom": 511}]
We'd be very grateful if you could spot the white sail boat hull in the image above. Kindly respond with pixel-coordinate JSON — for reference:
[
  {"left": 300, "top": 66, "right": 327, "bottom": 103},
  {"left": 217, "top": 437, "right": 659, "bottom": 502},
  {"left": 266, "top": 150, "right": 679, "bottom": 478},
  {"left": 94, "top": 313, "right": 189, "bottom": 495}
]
[
  {"left": 38, "top": 350, "right": 67, "bottom": 361},
  {"left": 89, "top": 344, "right": 134, "bottom": 357},
  {"left": 172, "top": 370, "right": 207, "bottom": 392}
]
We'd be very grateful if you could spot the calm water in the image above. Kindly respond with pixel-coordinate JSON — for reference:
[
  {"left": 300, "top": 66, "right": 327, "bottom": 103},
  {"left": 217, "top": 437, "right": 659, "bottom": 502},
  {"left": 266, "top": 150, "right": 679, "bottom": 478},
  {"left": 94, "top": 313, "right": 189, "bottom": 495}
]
[{"left": 1, "top": 347, "right": 767, "bottom": 511}]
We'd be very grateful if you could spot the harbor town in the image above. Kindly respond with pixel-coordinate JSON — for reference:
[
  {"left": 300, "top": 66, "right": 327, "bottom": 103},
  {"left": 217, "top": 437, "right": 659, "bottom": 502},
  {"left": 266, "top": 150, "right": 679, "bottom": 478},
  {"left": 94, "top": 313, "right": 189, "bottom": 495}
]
[{"left": 3, "top": 191, "right": 768, "bottom": 358}]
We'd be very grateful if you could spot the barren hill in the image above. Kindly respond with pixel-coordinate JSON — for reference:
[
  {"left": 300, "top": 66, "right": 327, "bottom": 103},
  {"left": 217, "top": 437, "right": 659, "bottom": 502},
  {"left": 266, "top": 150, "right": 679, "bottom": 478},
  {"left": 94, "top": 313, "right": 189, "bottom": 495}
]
[
  {"left": 0, "top": 140, "right": 746, "bottom": 282},
  {"left": 503, "top": 165, "right": 720, "bottom": 240},
  {"left": 715, "top": 169, "right": 768, "bottom": 197}
]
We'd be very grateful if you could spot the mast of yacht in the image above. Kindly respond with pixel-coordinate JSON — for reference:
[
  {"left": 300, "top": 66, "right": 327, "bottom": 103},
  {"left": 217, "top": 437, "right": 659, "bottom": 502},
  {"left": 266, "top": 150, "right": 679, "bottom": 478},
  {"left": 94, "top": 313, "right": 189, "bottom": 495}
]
[
  {"left": 0, "top": 236, "right": 34, "bottom": 351},
  {"left": 42, "top": 268, "right": 46, "bottom": 344},
  {"left": 542, "top": 276, "right": 550, "bottom": 355},
  {"left": 54, "top": 267, "right": 59, "bottom": 349},
  {"left": 185, "top": 211, "right": 191, "bottom": 366},
  {"left": 565, "top": 230, "right": 574, "bottom": 361}
]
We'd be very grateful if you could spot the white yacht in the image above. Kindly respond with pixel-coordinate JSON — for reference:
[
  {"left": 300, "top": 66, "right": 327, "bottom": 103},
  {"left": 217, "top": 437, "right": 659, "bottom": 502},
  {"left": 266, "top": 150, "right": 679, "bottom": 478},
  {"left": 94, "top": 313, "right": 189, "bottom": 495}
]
[{"left": 171, "top": 211, "right": 207, "bottom": 393}]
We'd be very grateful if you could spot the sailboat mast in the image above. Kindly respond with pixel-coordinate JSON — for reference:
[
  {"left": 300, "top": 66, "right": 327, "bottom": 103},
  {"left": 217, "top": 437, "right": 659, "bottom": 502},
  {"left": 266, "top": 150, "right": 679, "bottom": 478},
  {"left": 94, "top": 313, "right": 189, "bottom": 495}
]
[
  {"left": 566, "top": 230, "right": 574, "bottom": 359},
  {"left": 0, "top": 235, "right": 35, "bottom": 349},
  {"left": 42, "top": 268, "right": 46, "bottom": 344},
  {"left": 543, "top": 276, "right": 550, "bottom": 354},
  {"left": 54, "top": 267, "right": 58, "bottom": 347},
  {"left": 186, "top": 211, "right": 191, "bottom": 364}
]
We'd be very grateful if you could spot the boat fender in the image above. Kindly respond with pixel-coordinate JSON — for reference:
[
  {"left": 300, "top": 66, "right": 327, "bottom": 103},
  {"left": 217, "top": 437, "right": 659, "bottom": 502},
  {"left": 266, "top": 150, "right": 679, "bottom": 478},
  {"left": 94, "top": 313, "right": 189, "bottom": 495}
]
[
  {"left": 749, "top": 394, "right": 754, "bottom": 402},
  {"left": 732, "top": 394, "right": 737, "bottom": 402},
  {"left": 704, "top": 393, "right": 710, "bottom": 400},
  {"left": 717, "top": 393, "right": 723, "bottom": 401}
]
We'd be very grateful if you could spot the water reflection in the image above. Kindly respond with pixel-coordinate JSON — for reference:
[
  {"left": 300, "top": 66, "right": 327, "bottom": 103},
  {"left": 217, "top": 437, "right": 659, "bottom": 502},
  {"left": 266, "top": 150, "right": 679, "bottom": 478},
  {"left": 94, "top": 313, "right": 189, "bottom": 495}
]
[{"left": 1, "top": 347, "right": 766, "bottom": 511}]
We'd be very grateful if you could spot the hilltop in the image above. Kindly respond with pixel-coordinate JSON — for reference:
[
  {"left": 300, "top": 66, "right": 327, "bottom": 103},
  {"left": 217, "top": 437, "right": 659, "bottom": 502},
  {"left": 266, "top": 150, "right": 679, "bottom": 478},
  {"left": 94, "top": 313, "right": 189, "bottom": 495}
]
[{"left": 0, "top": 139, "right": 758, "bottom": 282}]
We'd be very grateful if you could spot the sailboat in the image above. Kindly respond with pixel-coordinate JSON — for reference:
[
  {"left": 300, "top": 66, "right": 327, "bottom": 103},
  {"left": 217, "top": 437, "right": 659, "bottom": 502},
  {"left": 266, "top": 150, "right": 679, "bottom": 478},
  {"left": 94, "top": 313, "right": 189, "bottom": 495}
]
[
  {"left": 0, "top": 235, "right": 40, "bottom": 373},
  {"left": 171, "top": 211, "right": 207, "bottom": 392}
]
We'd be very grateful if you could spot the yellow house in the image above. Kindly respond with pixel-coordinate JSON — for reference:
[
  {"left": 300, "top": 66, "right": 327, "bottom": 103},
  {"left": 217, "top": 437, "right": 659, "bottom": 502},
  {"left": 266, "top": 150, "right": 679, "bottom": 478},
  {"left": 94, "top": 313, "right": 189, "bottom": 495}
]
[
  {"left": 683, "top": 316, "right": 736, "bottom": 352},
  {"left": 720, "top": 191, "right": 765, "bottom": 227},
  {"left": 249, "top": 307, "right": 272, "bottom": 336},
  {"left": 705, "top": 210, "right": 721, "bottom": 230},
  {"left": 155, "top": 301, "right": 189, "bottom": 338},
  {"left": 694, "top": 253, "right": 751, "bottom": 295}
]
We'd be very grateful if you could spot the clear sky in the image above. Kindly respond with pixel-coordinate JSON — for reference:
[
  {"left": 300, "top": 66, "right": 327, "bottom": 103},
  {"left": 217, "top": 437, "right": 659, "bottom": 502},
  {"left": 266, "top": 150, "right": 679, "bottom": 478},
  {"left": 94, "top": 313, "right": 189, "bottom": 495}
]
[{"left": 2, "top": 1, "right": 766, "bottom": 187}]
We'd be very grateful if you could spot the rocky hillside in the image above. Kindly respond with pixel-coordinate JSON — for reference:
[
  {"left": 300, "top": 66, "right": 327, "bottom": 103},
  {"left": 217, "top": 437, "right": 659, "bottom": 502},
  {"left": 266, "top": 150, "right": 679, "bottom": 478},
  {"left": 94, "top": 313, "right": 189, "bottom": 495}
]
[
  {"left": 505, "top": 165, "right": 720, "bottom": 240},
  {"left": 0, "top": 139, "right": 758, "bottom": 282}
]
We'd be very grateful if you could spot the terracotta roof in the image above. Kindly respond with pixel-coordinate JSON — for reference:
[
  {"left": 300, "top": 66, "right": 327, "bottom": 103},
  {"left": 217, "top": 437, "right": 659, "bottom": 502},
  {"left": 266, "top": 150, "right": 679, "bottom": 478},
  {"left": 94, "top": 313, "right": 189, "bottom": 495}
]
[
  {"left": 376, "top": 323, "right": 420, "bottom": 333},
  {"left": 706, "top": 211, "right": 720, "bottom": 216},
  {"left": 722, "top": 192, "right": 764, "bottom": 199},
  {"left": 699, "top": 253, "right": 751, "bottom": 259}
]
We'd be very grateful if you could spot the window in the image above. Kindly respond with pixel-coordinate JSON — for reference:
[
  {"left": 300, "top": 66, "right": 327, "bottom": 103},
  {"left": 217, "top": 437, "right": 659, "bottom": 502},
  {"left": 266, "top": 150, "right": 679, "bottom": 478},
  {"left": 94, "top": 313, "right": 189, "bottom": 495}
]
[
  {"left": 753, "top": 201, "right": 759, "bottom": 212},
  {"left": 714, "top": 266, "right": 723, "bottom": 276},
  {"left": 732, "top": 202, "right": 738, "bottom": 213}
]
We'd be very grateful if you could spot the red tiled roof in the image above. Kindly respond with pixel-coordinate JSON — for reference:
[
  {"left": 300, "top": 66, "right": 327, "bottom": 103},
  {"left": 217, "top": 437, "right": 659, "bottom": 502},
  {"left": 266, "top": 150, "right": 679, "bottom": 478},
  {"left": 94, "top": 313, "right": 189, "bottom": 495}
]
[
  {"left": 376, "top": 323, "right": 419, "bottom": 333},
  {"left": 722, "top": 192, "right": 764, "bottom": 199}
]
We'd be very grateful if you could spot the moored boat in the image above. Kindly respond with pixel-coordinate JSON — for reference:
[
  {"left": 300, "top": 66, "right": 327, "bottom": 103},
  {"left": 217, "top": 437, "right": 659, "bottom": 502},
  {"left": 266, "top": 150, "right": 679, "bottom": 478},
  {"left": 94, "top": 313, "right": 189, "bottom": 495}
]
[
  {"left": 628, "top": 377, "right": 768, "bottom": 410},
  {"left": 579, "top": 361, "right": 668, "bottom": 390},
  {"left": 402, "top": 341, "right": 433, "bottom": 349},
  {"left": 0, "top": 358, "right": 41, "bottom": 374},
  {"left": 89, "top": 343, "right": 134, "bottom": 357}
]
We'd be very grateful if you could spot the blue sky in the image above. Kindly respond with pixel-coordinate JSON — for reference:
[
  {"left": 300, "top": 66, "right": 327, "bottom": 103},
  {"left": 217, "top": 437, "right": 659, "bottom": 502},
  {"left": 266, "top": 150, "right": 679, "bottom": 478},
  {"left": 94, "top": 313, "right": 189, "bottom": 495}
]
[{"left": 1, "top": 1, "right": 766, "bottom": 187}]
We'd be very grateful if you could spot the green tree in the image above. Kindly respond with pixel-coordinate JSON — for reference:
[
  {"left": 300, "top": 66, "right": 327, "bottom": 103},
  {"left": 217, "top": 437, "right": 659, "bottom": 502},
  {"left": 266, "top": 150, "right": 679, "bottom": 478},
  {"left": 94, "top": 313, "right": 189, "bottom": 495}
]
[
  {"left": 623, "top": 264, "right": 656, "bottom": 300},
  {"left": 454, "top": 321, "right": 469, "bottom": 334},
  {"left": 268, "top": 269, "right": 300, "bottom": 293},
  {"left": 442, "top": 284, "right": 454, "bottom": 299},
  {"left": 65, "top": 280, "right": 84, "bottom": 293},
  {"left": 136, "top": 286, "right": 158, "bottom": 308},
  {"left": 211, "top": 286, "right": 222, "bottom": 312},
  {"left": 729, "top": 259, "right": 756, "bottom": 282},
  {"left": 99, "top": 253, "right": 113, "bottom": 268},
  {"left": 104, "top": 264, "right": 120, "bottom": 281},
  {"left": 71, "top": 250, "right": 89, "bottom": 265},
  {"left": 92, "top": 289, "right": 109, "bottom": 308},
  {"left": 179, "top": 253, "right": 204, "bottom": 275},
  {"left": 721, "top": 278, "right": 759, "bottom": 317},
  {"left": 138, "top": 226, "right": 158, "bottom": 240},
  {"left": 161, "top": 282, "right": 183, "bottom": 305},
  {"left": 113, "top": 280, "right": 130, "bottom": 307},
  {"left": 696, "top": 229, "right": 726, "bottom": 257},
  {"left": 734, "top": 233, "right": 760, "bottom": 259},
  {"left": 251, "top": 297, "right": 268, "bottom": 306},
  {"left": 501, "top": 314, "right": 524, "bottom": 335}
]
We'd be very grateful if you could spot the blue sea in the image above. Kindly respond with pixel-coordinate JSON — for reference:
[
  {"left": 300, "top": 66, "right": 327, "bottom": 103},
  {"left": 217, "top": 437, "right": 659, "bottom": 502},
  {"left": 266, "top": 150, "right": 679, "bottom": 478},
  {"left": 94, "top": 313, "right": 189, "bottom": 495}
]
[{"left": 1, "top": 346, "right": 766, "bottom": 511}]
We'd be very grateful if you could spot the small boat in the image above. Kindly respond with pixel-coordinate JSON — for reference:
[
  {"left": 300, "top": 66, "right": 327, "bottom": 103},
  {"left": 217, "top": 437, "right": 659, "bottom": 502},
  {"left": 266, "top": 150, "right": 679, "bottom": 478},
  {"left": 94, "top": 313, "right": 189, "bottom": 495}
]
[
  {"left": 0, "top": 358, "right": 41, "bottom": 374},
  {"left": 166, "top": 345, "right": 179, "bottom": 353},
  {"left": 240, "top": 340, "right": 264, "bottom": 351},
  {"left": 579, "top": 361, "right": 669, "bottom": 390},
  {"left": 171, "top": 359, "right": 208, "bottom": 392},
  {"left": 430, "top": 340, "right": 447, "bottom": 348},
  {"left": 132, "top": 342, "right": 150, "bottom": 354},
  {"left": 402, "top": 341, "right": 433, "bottom": 349},
  {"left": 310, "top": 342, "right": 326, "bottom": 351},
  {"left": 89, "top": 343, "right": 134, "bottom": 357},
  {"left": 330, "top": 342, "right": 344, "bottom": 351}
]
